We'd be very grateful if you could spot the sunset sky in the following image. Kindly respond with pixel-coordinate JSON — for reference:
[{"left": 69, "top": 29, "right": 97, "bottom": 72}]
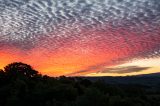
[{"left": 0, "top": 0, "right": 160, "bottom": 76}]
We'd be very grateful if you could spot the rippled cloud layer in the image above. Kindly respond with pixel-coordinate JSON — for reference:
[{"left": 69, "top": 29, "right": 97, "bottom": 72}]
[{"left": 0, "top": 0, "right": 160, "bottom": 76}]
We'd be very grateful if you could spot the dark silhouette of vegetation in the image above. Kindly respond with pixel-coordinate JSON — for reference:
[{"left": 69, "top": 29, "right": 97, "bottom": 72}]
[{"left": 0, "top": 62, "right": 160, "bottom": 106}]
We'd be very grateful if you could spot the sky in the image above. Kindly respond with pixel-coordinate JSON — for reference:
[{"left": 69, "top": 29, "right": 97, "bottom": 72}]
[{"left": 0, "top": 0, "right": 160, "bottom": 76}]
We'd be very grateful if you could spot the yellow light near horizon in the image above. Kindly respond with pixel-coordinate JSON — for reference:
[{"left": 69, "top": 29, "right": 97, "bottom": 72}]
[{"left": 85, "top": 58, "right": 160, "bottom": 76}]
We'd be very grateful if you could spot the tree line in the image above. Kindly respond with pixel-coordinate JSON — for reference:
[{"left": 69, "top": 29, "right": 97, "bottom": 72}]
[{"left": 0, "top": 62, "right": 160, "bottom": 106}]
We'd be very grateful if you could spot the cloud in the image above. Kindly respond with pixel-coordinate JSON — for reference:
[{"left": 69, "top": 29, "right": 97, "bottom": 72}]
[
  {"left": 99, "top": 66, "right": 150, "bottom": 74},
  {"left": 0, "top": 0, "right": 160, "bottom": 76},
  {"left": 66, "top": 58, "right": 129, "bottom": 76}
]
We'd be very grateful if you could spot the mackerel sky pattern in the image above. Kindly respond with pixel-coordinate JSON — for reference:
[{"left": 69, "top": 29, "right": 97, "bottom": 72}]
[{"left": 0, "top": 0, "right": 160, "bottom": 76}]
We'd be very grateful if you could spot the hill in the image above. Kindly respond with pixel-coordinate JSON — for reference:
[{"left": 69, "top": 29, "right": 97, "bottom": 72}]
[{"left": 84, "top": 73, "right": 160, "bottom": 86}]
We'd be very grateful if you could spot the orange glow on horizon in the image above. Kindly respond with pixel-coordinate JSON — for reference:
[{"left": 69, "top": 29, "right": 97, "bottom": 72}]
[
  {"left": 0, "top": 28, "right": 160, "bottom": 76},
  {"left": 0, "top": 46, "right": 159, "bottom": 76},
  {"left": 0, "top": 46, "right": 116, "bottom": 76}
]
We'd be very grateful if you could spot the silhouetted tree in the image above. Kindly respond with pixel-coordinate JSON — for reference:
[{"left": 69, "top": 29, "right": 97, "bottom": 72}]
[
  {"left": 0, "top": 62, "right": 160, "bottom": 106},
  {"left": 76, "top": 88, "right": 107, "bottom": 106},
  {"left": 4, "top": 62, "right": 38, "bottom": 79},
  {"left": 0, "top": 69, "right": 5, "bottom": 84}
]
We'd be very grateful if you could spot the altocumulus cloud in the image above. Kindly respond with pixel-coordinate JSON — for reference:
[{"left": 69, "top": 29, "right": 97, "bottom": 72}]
[{"left": 99, "top": 66, "right": 150, "bottom": 74}]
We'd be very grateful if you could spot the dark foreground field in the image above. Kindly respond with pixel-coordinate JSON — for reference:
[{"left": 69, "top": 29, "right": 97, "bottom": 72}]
[{"left": 0, "top": 62, "right": 160, "bottom": 106}]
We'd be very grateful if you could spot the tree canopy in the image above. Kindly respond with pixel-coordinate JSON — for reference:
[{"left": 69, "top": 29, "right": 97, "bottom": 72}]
[
  {"left": 0, "top": 62, "right": 159, "bottom": 106},
  {"left": 4, "top": 62, "right": 38, "bottom": 79}
]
